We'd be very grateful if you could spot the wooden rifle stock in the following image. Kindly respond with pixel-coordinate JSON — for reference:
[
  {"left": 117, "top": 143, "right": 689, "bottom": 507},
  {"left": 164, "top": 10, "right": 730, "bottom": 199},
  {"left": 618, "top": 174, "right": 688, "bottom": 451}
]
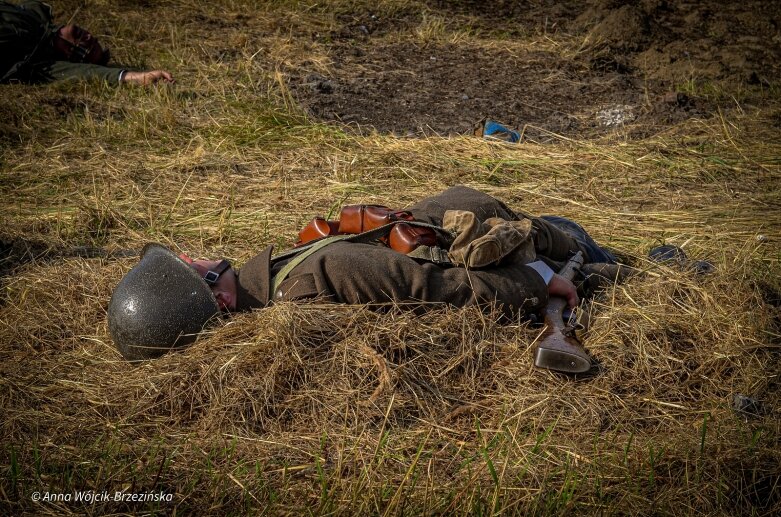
[{"left": 534, "top": 251, "right": 592, "bottom": 373}]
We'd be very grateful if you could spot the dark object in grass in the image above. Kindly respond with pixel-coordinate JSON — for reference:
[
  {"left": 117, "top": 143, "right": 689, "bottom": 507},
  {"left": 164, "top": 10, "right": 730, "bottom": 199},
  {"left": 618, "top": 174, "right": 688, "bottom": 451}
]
[
  {"left": 732, "top": 393, "right": 763, "bottom": 418},
  {"left": 648, "top": 244, "right": 688, "bottom": 266},
  {"left": 534, "top": 252, "right": 591, "bottom": 374},
  {"left": 649, "top": 244, "right": 715, "bottom": 276},
  {"left": 689, "top": 259, "right": 716, "bottom": 275}
]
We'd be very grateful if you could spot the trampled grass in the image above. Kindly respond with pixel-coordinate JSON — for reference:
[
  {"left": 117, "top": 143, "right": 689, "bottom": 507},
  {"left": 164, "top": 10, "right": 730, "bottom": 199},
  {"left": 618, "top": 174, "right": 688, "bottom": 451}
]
[{"left": 1, "top": 0, "right": 780, "bottom": 515}]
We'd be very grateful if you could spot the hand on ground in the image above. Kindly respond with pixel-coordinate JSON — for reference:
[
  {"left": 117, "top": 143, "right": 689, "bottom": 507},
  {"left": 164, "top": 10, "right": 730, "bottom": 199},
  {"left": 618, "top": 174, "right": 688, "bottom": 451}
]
[
  {"left": 122, "top": 70, "right": 174, "bottom": 86},
  {"left": 548, "top": 273, "right": 579, "bottom": 308}
]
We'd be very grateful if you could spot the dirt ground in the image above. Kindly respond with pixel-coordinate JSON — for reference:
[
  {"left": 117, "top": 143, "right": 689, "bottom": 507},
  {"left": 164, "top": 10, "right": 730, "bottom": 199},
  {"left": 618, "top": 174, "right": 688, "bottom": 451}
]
[{"left": 290, "top": 0, "right": 781, "bottom": 139}]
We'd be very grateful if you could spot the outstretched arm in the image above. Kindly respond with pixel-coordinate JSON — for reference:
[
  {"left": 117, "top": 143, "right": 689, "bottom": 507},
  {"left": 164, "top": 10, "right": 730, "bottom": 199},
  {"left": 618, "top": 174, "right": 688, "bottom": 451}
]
[
  {"left": 38, "top": 62, "right": 174, "bottom": 87},
  {"left": 43, "top": 61, "right": 125, "bottom": 85}
]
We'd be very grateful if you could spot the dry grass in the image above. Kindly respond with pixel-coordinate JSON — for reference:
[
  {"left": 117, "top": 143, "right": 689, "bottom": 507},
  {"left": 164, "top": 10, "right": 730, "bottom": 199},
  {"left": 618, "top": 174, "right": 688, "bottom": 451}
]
[{"left": 1, "top": 0, "right": 780, "bottom": 515}]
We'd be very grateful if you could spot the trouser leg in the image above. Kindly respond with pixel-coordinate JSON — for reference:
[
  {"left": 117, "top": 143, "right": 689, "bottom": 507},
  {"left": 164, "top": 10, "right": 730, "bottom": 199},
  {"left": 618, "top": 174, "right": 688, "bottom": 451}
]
[
  {"left": 406, "top": 186, "right": 615, "bottom": 264},
  {"left": 537, "top": 216, "right": 616, "bottom": 264}
]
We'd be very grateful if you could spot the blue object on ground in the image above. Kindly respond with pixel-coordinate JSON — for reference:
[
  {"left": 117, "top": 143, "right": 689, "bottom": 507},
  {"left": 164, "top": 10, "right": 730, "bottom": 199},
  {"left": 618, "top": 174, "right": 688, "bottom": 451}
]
[{"left": 483, "top": 120, "right": 521, "bottom": 143}]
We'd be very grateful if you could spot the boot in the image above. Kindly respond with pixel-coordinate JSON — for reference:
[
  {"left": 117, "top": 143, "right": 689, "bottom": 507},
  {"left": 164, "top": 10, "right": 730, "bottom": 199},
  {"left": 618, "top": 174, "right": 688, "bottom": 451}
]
[
  {"left": 580, "top": 263, "right": 633, "bottom": 292},
  {"left": 648, "top": 245, "right": 715, "bottom": 276}
]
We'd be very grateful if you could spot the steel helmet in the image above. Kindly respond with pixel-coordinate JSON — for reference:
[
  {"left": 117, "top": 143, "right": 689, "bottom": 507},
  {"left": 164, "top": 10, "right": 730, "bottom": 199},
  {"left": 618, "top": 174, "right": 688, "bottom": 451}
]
[{"left": 108, "top": 243, "right": 220, "bottom": 361}]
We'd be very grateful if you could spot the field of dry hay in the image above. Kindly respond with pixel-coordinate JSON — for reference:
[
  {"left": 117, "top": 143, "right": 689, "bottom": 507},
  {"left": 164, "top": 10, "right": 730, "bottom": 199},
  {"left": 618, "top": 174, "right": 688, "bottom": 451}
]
[{"left": 1, "top": 1, "right": 780, "bottom": 515}]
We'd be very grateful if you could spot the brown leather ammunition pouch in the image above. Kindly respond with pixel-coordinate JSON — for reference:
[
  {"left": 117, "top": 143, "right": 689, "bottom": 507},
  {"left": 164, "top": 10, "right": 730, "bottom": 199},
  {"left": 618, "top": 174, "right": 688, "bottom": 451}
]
[
  {"left": 338, "top": 205, "right": 414, "bottom": 234},
  {"left": 295, "top": 217, "right": 341, "bottom": 247},
  {"left": 388, "top": 223, "right": 438, "bottom": 254},
  {"left": 295, "top": 204, "right": 442, "bottom": 256}
]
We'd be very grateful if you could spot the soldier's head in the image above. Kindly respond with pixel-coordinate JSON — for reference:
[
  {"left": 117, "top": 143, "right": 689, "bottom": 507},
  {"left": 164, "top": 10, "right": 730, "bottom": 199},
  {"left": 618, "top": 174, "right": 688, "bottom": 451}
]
[
  {"left": 53, "top": 24, "right": 110, "bottom": 65},
  {"left": 177, "top": 254, "right": 238, "bottom": 311},
  {"left": 108, "top": 244, "right": 238, "bottom": 361}
]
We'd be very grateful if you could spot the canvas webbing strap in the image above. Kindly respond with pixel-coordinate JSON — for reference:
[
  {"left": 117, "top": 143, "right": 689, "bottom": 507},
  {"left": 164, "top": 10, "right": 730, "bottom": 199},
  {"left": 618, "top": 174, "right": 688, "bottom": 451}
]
[
  {"left": 405, "top": 244, "right": 451, "bottom": 264},
  {"left": 270, "top": 235, "right": 352, "bottom": 300},
  {"left": 269, "top": 221, "right": 455, "bottom": 299}
]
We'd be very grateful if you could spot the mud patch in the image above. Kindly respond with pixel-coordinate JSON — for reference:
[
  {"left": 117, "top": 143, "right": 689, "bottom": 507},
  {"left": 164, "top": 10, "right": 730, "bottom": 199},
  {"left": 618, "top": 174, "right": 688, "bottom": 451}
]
[
  {"left": 579, "top": 0, "right": 781, "bottom": 85},
  {"left": 289, "top": 0, "right": 781, "bottom": 139},
  {"left": 291, "top": 41, "right": 641, "bottom": 140}
]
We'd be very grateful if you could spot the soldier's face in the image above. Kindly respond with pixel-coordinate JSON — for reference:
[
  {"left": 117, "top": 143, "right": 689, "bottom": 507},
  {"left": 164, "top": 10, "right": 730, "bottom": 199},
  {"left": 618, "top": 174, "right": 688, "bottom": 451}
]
[
  {"left": 179, "top": 255, "right": 238, "bottom": 311},
  {"left": 54, "top": 24, "right": 110, "bottom": 65}
]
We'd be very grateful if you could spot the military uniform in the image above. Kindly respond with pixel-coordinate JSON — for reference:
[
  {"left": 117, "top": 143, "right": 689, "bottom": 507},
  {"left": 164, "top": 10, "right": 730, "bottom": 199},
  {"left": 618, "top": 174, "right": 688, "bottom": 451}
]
[
  {"left": 235, "top": 186, "right": 616, "bottom": 319},
  {"left": 0, "top": 0, "right": 124, "bottom": 84}
]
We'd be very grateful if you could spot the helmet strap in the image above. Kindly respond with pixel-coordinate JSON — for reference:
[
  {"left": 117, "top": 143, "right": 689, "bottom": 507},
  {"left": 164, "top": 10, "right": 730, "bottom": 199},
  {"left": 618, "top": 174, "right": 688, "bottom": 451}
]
[
  {"left": 203, "top": 259, "right": 231, "bottom": 285},
  {"left": 70, "top": 42, "right": 89, "bottom": 62}
]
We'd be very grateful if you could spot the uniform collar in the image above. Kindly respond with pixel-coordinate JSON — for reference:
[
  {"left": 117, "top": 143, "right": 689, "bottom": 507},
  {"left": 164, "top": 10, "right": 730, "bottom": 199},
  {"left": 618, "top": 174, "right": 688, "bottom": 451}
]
[{"left": 234, "top": 245, "right": 273, "bottom": 310}]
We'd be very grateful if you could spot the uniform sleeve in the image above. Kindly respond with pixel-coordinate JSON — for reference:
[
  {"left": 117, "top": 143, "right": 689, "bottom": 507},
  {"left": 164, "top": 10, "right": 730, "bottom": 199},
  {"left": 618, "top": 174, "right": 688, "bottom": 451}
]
[
  {"left": 284, "top": 242, "right": 549, "bottom": 318},
  {"left": 42, "top": 61, "right": 124, "bottom": 85}
]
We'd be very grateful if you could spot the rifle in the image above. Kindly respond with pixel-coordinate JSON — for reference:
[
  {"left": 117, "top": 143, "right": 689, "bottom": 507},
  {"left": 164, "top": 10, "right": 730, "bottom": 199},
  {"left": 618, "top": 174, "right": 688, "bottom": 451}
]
[{"left": 533, "top": 251, "right": 592, "bottom": 373}]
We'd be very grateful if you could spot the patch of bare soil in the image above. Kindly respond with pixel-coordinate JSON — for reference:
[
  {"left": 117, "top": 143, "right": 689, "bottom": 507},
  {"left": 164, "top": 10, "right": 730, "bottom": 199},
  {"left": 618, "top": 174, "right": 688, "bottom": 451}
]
[
  {"left": 293, "top": 42, "right": 641, "bottom": 140},
  {"left": 290, "top": 0, "right": 781, "bottom": 139}
]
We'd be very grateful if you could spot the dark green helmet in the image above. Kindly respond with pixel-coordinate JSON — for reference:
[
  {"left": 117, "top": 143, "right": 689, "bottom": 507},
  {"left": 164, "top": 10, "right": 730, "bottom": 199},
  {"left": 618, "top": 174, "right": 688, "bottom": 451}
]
[{"left": 108, "top": 243, "right": 219, "bottom": 361}]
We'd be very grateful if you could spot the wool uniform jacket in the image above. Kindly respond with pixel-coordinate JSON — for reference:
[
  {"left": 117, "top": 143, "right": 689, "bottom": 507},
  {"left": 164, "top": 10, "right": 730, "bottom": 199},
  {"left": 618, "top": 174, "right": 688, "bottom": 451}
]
[
  {"left": 0, "top": 0, "right": 123, "bottom": 84},
  {"left": 234, "top": 186, "right": 606, "bottom": 319}
]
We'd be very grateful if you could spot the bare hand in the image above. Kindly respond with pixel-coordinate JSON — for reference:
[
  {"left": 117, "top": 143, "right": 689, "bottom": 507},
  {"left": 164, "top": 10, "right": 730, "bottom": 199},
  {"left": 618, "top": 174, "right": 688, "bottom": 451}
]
[
  {"left": 548, "top": 273, "right": 579, "bottom": 308},
  {"left": 121, "top": 70, "right": 175, "bottom": 86}
]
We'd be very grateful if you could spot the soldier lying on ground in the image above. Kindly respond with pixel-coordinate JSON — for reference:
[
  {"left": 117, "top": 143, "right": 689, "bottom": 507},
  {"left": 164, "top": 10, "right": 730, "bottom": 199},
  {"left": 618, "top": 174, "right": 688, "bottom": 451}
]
[
  {"left": 109, "top": 186, "right": 628, "bottom": 371},
  {"left": 1, "top": 0, "right": 173, "bottom": 86}
]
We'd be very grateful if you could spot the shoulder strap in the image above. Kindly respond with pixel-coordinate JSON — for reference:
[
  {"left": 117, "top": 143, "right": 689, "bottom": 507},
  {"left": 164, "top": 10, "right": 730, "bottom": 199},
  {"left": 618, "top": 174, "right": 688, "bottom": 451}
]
[{"left": 270, "top": 235, "right": 352, "bottom": 300}]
